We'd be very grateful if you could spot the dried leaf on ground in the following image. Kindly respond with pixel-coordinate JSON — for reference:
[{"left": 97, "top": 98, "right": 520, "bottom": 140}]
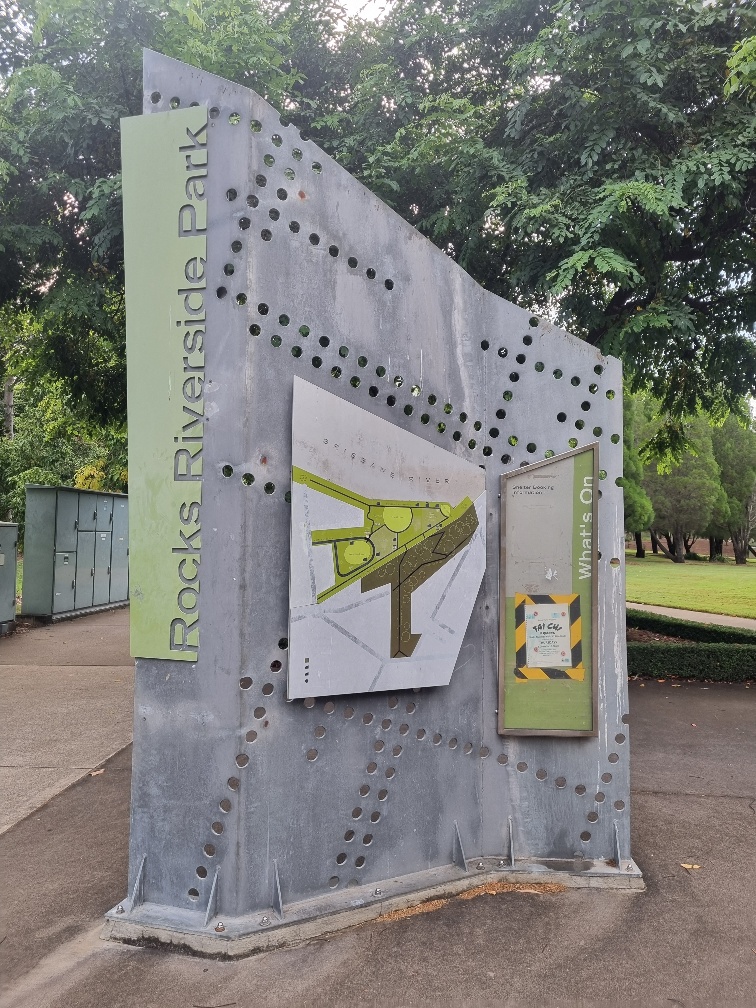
[{"left": 375, "top": 880, "right": 566, "bottom": 924}]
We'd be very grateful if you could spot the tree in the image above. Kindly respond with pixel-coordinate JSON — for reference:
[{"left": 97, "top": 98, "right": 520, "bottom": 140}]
[
  {"left": 0, "top": 375, "right": 127, "bottom": 535},
  {"left": 0, "top": 305, "right": 43, "bottom": 438},
  {"left": 289, "top": 0, "right": 756, "bottom": 449},
  {"left": 0, "top": 0, "right": 308, "bottom": 422},
  {"left": 2, "top": 0, "right": 754, "bottom": 442},
  {"left": 642, "top": 415, "right": 723, "bottom": 562},
  {"left": 699, "top": 479, "right": 731, "bottom": 560},
  {"left": 711, "top": 414, "right": 756, "bottom": 564},
  {"left": 621, "top": 393, "right": 654, "bottom": 556}
]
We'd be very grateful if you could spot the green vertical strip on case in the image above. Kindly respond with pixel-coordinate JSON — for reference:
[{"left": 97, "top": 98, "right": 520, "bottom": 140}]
[
  {"left": 570, "top": 446, "right": 596, "bottom": 731},
  {"left": 121, "top": 107, "right": 208, "bottom": 660}
]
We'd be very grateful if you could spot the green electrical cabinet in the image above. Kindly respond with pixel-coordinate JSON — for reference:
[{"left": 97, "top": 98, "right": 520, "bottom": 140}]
[
  {"left": 21, "top": 486, "right": 129, "bottom": 618},
  {"left": 0, "top": 522, "right": 18, "bottom": 634}
]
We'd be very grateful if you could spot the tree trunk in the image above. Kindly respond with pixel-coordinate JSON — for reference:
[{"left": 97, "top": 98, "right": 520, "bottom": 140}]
[
  {"left": 664, "top": 531, "right": 686, "bottom": 560},
  {"left": 2, "top": 375, "right": 16, "bottom": 439},
  {"left": 709, "top": 537, "right": 724, "bottom": 560},
  {"left": 749, "top": 544, "right": 756, "bottom": 559},
  {"left": 634, "top": 532, "right": 645, "bottom": 558},
  {"left": 730, "top": 528, "right": 748, "bottom": 565},
  {"left": 650, "top": 531, "right": 659, "bottom": 555},
  {"left": 672, "top": 526, "right": 686, "bottom": 563},
  {"left": 650, "top": 530, "right": 676, "bottom": 561},
  {"left": 683, "top": 534, "right": 695, "bottom": 554}
]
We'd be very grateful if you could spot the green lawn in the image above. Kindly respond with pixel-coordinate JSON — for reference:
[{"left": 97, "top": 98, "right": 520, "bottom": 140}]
[{"left": 625, "top": 553, "right": 756, "bottom": 619}]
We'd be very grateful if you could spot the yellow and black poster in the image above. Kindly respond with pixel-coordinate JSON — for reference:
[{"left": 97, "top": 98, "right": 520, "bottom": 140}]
[{"left": 514, "top": 593, "right": 584, "bottom": 680}]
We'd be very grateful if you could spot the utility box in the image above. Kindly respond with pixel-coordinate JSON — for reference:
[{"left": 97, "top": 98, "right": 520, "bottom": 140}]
[
  {"left": 21, "top": 486, "right": 129, "bottom": 618},
  {"left": 0, "top": 522, "right": 18, "bottom": 634}
]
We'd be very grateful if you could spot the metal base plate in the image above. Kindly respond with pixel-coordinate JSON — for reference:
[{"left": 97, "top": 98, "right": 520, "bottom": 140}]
[
  {"left": 104, "top": 858, "right": 644, "bottom": 958},
  {"left": 19, "top": 600, "right": 130, "bottom": 624}
]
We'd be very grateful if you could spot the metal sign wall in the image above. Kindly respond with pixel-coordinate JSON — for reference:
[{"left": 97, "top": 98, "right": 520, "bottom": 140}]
[{"left": 109, "top": 50, "right": 640, "bottom": 954}]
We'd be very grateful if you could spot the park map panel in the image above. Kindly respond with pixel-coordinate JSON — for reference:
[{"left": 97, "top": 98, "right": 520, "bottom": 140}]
[{"left": 288, "top": 379, "right": 486, "bottom": 698}]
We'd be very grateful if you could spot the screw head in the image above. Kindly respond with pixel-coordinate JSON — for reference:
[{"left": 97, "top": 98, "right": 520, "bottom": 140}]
[
  {"left": 373, "top": 888, "right": 382, "bottom": 897},
  {"left": 476, "top": 862, "right": 485, "bottom": 870},
  {"left": 115, "top": 905, "right": 125, "bottom": 915},
  {"left": 497, "top": 860, "right": 506, "bottom": 868},
  {"left": 214, "top": 922, "right": 225, "bottom": 933},
  {"left": 260, "top": 916, "right": 270, "bottom": 926}
]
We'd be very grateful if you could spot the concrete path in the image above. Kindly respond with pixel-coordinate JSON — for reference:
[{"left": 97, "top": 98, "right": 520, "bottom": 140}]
[
  {"left": 0, "top": 609, "right": 134, "bottom": 835},
  {"left": 1, "top": 618, "right": 755, "bottom": 1006},
  {"left": 627, "top": 601, "right": 756, "bottom": 631}
]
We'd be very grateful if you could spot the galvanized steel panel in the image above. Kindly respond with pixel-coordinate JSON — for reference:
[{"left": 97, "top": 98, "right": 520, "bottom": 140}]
[{"left": 113, "top": 51, "right": 637, "bottom": 944}]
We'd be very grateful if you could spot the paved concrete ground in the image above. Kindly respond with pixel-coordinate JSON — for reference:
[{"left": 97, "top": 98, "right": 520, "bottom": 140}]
[
  {"left": 0, "top": 609, "right": 134, "bottom": 834},
  {"left": 626, "top": 602, "right": 756, "bottom": 631},
  {"left": 1, "top": 619, "right": 755, "bottom": 1006}
]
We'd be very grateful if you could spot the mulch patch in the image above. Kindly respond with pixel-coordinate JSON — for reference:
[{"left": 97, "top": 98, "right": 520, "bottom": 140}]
[{"left": 626, "top": 628, "right": 693, "bottom": 644}]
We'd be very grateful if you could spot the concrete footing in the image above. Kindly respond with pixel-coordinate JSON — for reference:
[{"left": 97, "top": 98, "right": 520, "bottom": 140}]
[{"left": 104, "top": 857, "right": 644, "bottom": 958}]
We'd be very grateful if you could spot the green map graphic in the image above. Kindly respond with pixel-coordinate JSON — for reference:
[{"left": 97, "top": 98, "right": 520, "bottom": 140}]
[{"left": 292, "top": 467, "right": 479, "bottom": 658}]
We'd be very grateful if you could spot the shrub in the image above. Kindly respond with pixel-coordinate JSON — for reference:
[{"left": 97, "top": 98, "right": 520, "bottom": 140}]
[
  {"left": 626, "top": 609, "right": 756, "bottom": 645},
  {"left": 627, "top": 643, "right": 756, "bottom": 682}
]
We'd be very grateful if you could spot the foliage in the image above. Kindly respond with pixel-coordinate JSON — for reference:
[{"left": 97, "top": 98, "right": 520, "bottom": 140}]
[
  {"left": 627, "top": 642, "right": 756, "bottom": 682},
  {"left": 289, "top": 0, "right": 756, "bottom": 448},
  {"left": 622, "top": 393, "right": 654, "bottom": 533},
  {"left": 1, "top": 0, "right": 754, "bottom": 451},
  {"left": 0, "top": 0, "right": 309, "bottom": 422},
  {"left": 710, "top": 414, "right": 756, "bottom": 564},
  {"left": 725, "top": 35, "right": 756, "bottom": 99},
  {"left": 642, "top": 414, "right": 723, "bottom": 558},
  {"left": 626, "top": 608, "right": 756, "bottom": 645},
  {"left": 0, "top": 375, "right": 126, "bottom": 538}
]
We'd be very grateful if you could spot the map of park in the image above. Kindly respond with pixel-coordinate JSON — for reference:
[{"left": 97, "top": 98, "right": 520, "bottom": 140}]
[{"left": 292, "top": 467, "right": 479, "bottom": 658}]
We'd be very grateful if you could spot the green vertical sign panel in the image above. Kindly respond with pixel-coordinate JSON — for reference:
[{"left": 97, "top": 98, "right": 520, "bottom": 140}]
[
  {"left": 122, "top": 107, "right": 208, "bottom": 660},
  {"left": 498, "top": 446, "right": 598, "bottom": 735}
]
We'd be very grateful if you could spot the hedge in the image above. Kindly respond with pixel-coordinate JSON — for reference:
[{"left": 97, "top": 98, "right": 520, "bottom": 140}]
[
  {"left": 627, "top": 643, "right": 756, "bottom": 682},
  {"left": 625, "top": 608, "right": 756, "bottom": 645}
]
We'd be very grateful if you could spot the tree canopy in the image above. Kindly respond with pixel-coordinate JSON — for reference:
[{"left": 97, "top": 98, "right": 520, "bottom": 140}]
[
  {"left": 0, "top": 0, "right": 754, "bottom": 447},
  {"left": 642, "top": 412, "right": 724, "bottom": 561},
  {"left": 621, "top": 394, "right": 654, "bottom": 538},
  {"left": 291, "top": 0, "right": 756, "bottom": 452},
  {"left": 0, "top": 0, "right": 310, "bottom": 422},
  {"left": 629, "top": 393, "right": 756, "bottom": 563},
  {"left": 710, "top": 414, "right": 756, "bottom": 562}
]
